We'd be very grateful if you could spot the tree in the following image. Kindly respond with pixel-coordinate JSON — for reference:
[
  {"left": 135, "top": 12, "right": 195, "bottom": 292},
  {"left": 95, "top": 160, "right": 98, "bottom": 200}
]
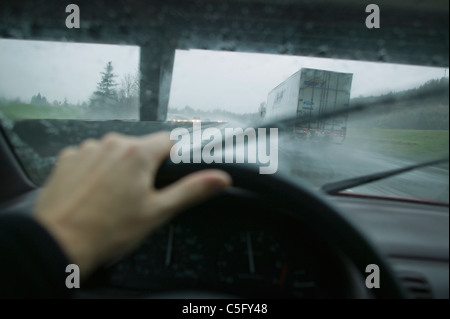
[
  {"left": 259, "top": 102, "right": 266, "bottom": 118},
  {"left": 95, "top": 61, "right": 117, "bottom": 99},
  {"left": 90, "top": 61, "right": 118, "bottom": 111},
  {"left": 31, "top": 93, "right": 49, "bottom": 106},
  {"left": 117, "top": 73, "right": 139, "bottom": 103},
  {"left": 116, "top": 72, "right": 140, "bottom": 118}
]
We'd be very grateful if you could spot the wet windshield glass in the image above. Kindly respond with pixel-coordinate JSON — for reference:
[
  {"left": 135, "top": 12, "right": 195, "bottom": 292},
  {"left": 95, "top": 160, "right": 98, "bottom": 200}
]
[
  {"left": 0, "top": 41, "right": 448, "bottom": 204},
  {"left": 169, "top": 50, "right": 449, "bottom": 203}
]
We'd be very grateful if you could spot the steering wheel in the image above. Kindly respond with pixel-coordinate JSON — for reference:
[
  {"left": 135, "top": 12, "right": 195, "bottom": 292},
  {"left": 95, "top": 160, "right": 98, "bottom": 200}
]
[{"left": 154, "top": 160, "right": 407, "bottom": 299}]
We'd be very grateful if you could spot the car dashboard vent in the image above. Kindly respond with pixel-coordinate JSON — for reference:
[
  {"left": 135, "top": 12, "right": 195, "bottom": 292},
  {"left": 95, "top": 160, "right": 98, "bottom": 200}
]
[{"left": 397, "top": 271, "right": 433, "bottom": 299}]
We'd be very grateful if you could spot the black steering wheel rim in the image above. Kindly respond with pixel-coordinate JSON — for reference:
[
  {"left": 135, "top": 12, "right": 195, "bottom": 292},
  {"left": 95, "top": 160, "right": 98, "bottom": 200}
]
[{"left": 155, "top": 160, "right": 407, "bottom": 299}]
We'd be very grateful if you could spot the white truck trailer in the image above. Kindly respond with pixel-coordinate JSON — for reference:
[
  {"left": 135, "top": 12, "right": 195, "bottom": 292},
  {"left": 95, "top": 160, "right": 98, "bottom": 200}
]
[{"left": 266, "top": 68, "right": 353, "bottom": 142}]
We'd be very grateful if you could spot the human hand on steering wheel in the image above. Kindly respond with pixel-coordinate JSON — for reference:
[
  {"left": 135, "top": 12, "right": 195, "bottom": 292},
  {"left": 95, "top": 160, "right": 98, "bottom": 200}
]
[{"left": 34, "top": 132, "right": 231, "bottom": 277}]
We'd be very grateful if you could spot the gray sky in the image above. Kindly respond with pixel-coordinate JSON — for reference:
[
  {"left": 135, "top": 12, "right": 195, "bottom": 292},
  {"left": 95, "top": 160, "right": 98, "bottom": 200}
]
[
  {"left": 0, "top": 39, "right": 139, "bottom": 104},
  {"left": 169, "top": 49, "right": 448, "bottom": 113},
  {"left": 0, "top": 39, "right": 448, "bottom": 113}
]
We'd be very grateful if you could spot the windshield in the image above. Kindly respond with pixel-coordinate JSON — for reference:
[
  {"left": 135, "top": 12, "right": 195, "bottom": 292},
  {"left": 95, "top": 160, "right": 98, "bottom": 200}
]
[{"left": 0, "top": 14, "right": 448, "bottom": 205}]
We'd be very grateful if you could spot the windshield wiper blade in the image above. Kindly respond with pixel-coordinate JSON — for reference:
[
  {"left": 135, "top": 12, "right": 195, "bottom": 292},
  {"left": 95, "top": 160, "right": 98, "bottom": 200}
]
[{"left": 321, "top": 157, "right": 449, "bottom": 195}]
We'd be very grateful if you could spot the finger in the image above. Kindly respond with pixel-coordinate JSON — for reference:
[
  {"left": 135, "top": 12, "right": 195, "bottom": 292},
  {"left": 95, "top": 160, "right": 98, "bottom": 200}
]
[
  {"left": 79, "top": 138, "right": 99, "bottom": 151},
  {"left": 57, "top": 146, "right": 78, "bottom": 160},
  {"left": 145, "top": 170, "right": 232, "bottom": 226},
  {"left": 51, "top": 146, "right": 78, "bottom": 179},
  {"left": 138, "top": 131, "right": 173, "bottom": 171}
]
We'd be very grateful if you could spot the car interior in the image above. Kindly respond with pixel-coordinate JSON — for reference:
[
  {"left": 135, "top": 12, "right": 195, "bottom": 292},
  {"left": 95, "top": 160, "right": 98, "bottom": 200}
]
[{"left": 0, "top": 0, "right": 448, "bottom": 299}]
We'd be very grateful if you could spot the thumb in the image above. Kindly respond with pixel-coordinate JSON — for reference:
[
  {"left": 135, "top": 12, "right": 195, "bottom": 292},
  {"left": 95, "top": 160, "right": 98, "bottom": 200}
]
[{"left": 146, "top": 169, "right": 232, "bottom": 224}]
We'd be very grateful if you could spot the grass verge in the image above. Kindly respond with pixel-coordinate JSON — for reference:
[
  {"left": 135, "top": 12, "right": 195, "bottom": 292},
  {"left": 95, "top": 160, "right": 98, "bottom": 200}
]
[
  {"left": 346, "top": 128, "right": 449, "bottom": 160},
  {"left": 0, "top": 102, "right": 83, "bottom": 120}
]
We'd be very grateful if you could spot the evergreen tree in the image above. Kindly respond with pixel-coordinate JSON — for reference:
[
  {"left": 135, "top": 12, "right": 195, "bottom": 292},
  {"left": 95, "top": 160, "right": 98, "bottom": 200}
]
[
  {"left": 94, "top": 61, "right": 117, "bottom": 99},
  {"left": 90, "top": 61, "right": 118, "bottom": 114},
  {"left": 30, "top": 93, "right": 49, "bottom": 106}
]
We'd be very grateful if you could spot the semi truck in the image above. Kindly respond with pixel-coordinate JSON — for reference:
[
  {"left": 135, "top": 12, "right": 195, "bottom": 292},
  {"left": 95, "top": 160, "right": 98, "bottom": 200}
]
[{"left": 265, "top": 68, "right": 353, "bottom": 143}]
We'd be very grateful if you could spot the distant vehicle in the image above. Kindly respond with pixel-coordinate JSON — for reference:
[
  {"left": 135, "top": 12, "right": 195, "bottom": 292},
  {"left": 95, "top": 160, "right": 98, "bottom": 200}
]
[
  {"left": 265, "top": 68, "right": 353, "bottom": 143},
  {"left": 168, "top": 114, "right": 190, "bottom": 122}
]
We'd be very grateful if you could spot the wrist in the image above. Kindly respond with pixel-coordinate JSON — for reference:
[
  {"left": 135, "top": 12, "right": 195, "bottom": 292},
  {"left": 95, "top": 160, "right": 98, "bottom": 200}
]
[{"left": 34, "top": 215, "right": 99, "bottom": 278}]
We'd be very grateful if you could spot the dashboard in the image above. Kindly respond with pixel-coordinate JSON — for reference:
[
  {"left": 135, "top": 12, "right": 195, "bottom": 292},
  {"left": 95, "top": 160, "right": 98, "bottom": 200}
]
[
  {"left": 83, "top": 191, "right": 355, "bottom": 298},
  {"left": 1, "top": 186, "right": 448, "bottom": 299},
  {"left": 77, "top": 190, "right": 450, "bottom": 299}
]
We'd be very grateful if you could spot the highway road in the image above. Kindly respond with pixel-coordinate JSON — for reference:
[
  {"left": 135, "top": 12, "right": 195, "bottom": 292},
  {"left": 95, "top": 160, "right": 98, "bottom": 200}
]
[
  {"left": 277, "top": 136, "right": 449, "bottom": 204},
  {"left": 198, "top": 121, "right": 449, "bottom": 203}
]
